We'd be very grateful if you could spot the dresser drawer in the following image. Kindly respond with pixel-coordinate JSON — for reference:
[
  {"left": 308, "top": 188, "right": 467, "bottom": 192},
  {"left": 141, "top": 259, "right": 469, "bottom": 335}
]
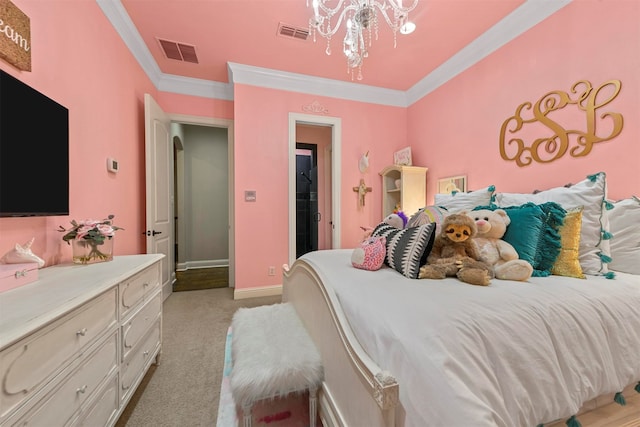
[
  {"left": 76, "top": 373, "right": 119, "bottom": 427},
  {"left": 120, "top": 264, "right": 160, "bottom": 320},
  {"left": 121, "top": 320, "right": 161, "bottom": 402},
  {"left": 6, "top": 332, "right": 117, "bottom": 427},
  {"left": 121, "top": 290, "right": 162, "bottom": 361},
  {"left": 0, "top": 288, "right": 117, "bottom": 419}
]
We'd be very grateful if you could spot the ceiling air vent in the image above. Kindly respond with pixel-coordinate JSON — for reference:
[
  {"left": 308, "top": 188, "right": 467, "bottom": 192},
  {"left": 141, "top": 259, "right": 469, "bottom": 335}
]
[
  {"left": 277, "top": 23, "right": 310, "bottom": 41},
  {"left": 157, "top": 38, "right": 199, "bottom": 64}
]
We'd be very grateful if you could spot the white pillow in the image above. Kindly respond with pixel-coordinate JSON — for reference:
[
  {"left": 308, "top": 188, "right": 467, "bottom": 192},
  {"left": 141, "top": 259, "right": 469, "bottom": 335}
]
[
  {"left": 495, "top": 173, "right": 611, "bottom": 276},
  {"left": 607, "top": 196, "right": 640, "bottom": 275},
  {"left": 434, "top": 185, "right": 495, "bottom": 213}
]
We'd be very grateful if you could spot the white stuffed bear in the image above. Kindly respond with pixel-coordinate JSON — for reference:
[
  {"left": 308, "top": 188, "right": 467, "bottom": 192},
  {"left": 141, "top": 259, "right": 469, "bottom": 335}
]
[{"left": 461, "top": 209, "right": 533, "bottom": 281}]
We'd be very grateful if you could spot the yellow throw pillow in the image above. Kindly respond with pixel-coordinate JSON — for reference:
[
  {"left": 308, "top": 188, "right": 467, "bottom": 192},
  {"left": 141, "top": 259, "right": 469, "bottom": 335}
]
[{"left": 551, "top": 207, "right": 585, "bottom": 279}]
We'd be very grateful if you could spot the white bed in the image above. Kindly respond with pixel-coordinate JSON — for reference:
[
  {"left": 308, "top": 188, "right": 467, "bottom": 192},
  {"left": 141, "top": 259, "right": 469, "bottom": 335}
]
[{"left": 283, "top": 249, "right": 640, "bottom": 427}]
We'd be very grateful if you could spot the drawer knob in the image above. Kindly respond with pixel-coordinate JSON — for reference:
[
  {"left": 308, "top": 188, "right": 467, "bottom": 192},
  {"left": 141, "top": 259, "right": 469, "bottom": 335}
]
[
  {"left": 76, "top": 385, "right": 88, "bottom": 394},
  {"left": 76, "top": 328, "right": 88, "bottom": 336},
  {"left": 143, "top": 350, "right": 150, "bottom": 358},
  {"left": 14, "top": 269, "right": 28, "bottom": 278}
]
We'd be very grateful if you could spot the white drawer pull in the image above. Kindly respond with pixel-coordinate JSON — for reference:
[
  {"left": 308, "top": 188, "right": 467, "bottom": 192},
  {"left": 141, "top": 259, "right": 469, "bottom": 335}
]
[
  {"left": 76, "top": 385, "right": 88, "bottom": 394},
  {"left": 143, "top": 350, "right": 149, "bottom": 358},
  {"left": 143, "top": 282, "right": 149, "bottom": 287},
  {"left": 14, "top": 269, "right": 28, "bottom": 278},
  {"left": 76, "top": 328, "right": 88, "bottom": 336}
]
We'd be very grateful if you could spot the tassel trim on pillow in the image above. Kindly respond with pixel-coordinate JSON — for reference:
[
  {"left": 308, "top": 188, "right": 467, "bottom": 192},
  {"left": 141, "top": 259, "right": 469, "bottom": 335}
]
[
  {"left": 635, "top": 382, "right": 640, "bottom": 393},
  {"left": 587, "top": 172, "right": 604, "bottom": 183},
  {"left": 530, "top": 202, "right": 565, "bottom": 277},
  {"left": 604, "top": 271, "right": 616, "bottom": 279},
  {"left": 614, "top": 392, "right": 626, "bottom": 406},
  {"left": 602, "top": 229, "right": 613, "bottom": 240},
  {"left": 566, "top": 415, "right": 581, "bottom": 427},
  {"left": 599, "top": 252, "right": 612, "bottom": 264}
]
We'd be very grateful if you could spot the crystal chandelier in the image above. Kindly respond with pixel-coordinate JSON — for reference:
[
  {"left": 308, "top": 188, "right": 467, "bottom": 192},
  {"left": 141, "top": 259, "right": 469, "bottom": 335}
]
[{"left": 308, "top": 0, "right": 418, "bottom": 80}]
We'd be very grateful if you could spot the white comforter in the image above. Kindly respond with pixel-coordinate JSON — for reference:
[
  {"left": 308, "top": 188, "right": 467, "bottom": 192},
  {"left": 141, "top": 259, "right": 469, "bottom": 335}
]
[{"left": 301, "top": 249, "right": 640, "bottom": 427}]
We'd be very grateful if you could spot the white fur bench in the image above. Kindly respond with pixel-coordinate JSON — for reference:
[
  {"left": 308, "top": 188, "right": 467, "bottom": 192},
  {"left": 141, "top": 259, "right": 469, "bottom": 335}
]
[{"left": 230, "top": 302, "right": 323, "bottom": 427}]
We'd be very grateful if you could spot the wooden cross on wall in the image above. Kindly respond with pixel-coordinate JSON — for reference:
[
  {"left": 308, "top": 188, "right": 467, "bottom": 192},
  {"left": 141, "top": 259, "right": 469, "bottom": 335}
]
[{"left": 353, "top": 179, "right": 372, "bottom": 208}]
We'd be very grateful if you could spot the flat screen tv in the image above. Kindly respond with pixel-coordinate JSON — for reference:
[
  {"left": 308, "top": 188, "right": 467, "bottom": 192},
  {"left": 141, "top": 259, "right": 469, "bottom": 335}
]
[{"left": 0, "top": 70, "right": 69, "bottom": 217}]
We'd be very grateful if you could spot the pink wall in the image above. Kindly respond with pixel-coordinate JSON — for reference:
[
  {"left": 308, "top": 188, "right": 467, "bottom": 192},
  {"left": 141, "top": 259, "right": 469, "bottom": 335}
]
[
  {"left": 408, "top": 1, "right": 639, "bottom": 202},
  {"left": 232, "top": 84, "right": 407, "bottom": 289},
  {"left": 2, "top": 1, "right": 636, "bottom": 294},
  {"left": 156, "top": 91, "right": 234, "bottom": 120},
  {"left": 0, "top": 0, "right": 156, "bottom": 266}
]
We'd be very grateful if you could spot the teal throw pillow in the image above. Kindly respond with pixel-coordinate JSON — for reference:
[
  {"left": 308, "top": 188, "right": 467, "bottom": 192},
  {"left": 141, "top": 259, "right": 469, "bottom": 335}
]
[{"left": 474, "top": 202, "right": 566, "bottom": 277}]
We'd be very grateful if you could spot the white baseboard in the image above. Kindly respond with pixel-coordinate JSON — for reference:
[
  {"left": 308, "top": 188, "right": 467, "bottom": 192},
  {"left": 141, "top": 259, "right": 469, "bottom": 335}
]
[
  {"left": 176, "top": 259, "right": 228, "bottom": 271},
  {"left": 233, "top": 284, "right": 282, "bottom": 300}
]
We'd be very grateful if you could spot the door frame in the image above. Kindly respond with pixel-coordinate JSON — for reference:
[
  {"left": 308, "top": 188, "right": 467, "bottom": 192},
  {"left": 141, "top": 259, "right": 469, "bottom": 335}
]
[
  {"left": 288, "top": 113, "right": 341, "bottom": 265},
  {"left": 168, "top": 113, "right": 236, "bottom": 287}
]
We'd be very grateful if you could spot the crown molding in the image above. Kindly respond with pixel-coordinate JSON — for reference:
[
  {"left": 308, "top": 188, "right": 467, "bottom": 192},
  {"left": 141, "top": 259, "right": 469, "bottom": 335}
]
[
  {"left": 99, "top": 0, "right": 571, "bottom": 107},
  {"left": 96, "top": 0, "right": 234, "bottom": 100},
  {"left": 157, "top": 73, "right": 233, "bottom": 101},
  {"left": 405, "top": 0, "right": 572, "bottom": 105},
  {"left": 227, "top": 62, "right": 407, "bottom": 107},
  {"left": 96, "top": 0, "right": 162, "bottom": 83}
]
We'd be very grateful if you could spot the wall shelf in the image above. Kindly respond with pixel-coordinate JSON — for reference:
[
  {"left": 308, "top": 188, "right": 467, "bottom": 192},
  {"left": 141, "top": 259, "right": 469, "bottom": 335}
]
[{"left": 379, "top": 165, "right": 427, "bottom": 218}]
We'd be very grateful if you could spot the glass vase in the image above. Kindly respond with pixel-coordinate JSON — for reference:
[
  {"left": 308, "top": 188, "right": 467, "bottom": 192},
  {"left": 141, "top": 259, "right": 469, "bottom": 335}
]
[{"left": 71, "top": 238, "right": 114, "bottom": 265}]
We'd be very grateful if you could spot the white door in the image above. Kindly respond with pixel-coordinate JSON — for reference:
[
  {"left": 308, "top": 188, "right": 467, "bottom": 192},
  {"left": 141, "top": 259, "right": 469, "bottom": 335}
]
[{"left": 144, "top": 93, "right": 174, "bottom": 300}]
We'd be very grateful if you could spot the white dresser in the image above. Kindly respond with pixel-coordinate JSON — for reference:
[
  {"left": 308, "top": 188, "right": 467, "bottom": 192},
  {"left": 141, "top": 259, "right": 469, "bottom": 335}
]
[{"left": 0, "top": 254, "right": 164, "bottom": 427}]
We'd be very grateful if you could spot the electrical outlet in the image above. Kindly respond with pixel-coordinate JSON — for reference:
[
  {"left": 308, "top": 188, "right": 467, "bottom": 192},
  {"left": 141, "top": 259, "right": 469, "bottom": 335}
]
[{"left": 268, "top": 266, "right": 276, "bottom": 276}]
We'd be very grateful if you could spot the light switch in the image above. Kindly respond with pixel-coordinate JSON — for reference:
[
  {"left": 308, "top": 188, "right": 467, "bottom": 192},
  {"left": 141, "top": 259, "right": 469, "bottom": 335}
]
[
  {"left": 107, "top": 158, "right": 119, "bottom": 173},
  {"left": 245, "top": 190, "right": 256, "bottom": 202}
]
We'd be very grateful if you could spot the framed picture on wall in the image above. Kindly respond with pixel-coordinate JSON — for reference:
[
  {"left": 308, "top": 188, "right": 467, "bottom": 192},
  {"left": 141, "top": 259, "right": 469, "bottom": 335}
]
[
  {"left": 438, "top": 175, "right": 467, "bottom": 194},
  {"left": 393, "top": 147, "right": 412, "bottom": 166}
]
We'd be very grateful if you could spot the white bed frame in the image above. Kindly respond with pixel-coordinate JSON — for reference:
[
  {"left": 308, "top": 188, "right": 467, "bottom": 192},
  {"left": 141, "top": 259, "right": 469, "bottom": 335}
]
[
  {"left": 282, "top": 258, "right": 639, "bottom": 427},
  {"left": 282, "top": 259, "right": 399, "bottom": 427}
]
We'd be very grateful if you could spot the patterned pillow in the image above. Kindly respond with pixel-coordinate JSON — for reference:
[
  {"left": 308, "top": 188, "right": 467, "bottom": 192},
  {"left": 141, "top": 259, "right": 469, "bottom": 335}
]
[
  {"left": 551, "top": 207, "right": 586, "bottom": 279},
  {"left": 371, "top": 222, "right": 436, "bottom": 279},
  {"left": 434, "top": 185, "right": 496, "bottom": 213},
  {"left": 607, "top": 196, "right": 640, "bottom": 275},
  {"left": 495, "top": 172, "right": 611, "bottom": 276},
  {"left": 351, "top": 236, "right": 386, "bottom": 271},
  {"left": 406, "top": 205, "right": 449, "bottom": 235}
]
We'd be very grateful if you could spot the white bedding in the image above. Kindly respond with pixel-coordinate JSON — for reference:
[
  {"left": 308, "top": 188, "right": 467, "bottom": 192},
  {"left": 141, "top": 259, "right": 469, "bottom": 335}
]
[{"left": 300, "top": 249, "right": 640, "bottom": 427}]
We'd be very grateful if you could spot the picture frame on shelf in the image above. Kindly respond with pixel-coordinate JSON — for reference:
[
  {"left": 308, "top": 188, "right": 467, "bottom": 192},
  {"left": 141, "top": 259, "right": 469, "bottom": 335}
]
[
  {"left": 438, "top": 175, "right": 467, "bottom": 194},
  {"left": 393, "top": 147, "right": 412, "bottom": 166}
]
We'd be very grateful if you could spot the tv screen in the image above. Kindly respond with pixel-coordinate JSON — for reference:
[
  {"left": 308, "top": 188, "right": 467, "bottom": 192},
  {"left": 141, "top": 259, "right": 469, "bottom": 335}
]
[{"left": 0, "top": 70, "right": 69, "bottom": 217}]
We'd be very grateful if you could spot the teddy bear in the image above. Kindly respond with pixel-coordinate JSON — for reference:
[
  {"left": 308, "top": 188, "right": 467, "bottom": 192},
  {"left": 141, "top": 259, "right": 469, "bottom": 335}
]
[
  {"left": 418, "top": 213, "right": 494, "bottom": 286},
  {"left": 461, "top": 209, "right": 533, "bottom": 281}
]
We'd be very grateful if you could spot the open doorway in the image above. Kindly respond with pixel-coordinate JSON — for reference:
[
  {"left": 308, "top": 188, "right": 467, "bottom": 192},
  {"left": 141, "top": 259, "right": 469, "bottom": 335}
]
[
  {"left": 288, "top": 113, "right": 342, "bottom": 266},
  {"left": 144, "top": 95, "right": 235, "bottom": 298},
  {"left": 295, "top": 143, "right": 318, "bottom": 258}
]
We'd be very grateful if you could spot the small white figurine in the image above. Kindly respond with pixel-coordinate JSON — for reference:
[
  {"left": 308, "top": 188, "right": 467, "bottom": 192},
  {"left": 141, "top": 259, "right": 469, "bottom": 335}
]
[
  {"left": 358, "top": 151, "right": 369, "bottom": 173},
  {"left": 0, "top": 238, "right": 45, "bottom": 268}
]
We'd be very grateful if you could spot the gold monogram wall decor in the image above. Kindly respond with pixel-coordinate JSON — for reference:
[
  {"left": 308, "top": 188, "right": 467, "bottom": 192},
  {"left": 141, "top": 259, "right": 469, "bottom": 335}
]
[
  {"left": 499, "top": 80, "right": 623, "bottom": 167},
  {"left": 0, "top": 0, "right": 31, "bottom": 71}
]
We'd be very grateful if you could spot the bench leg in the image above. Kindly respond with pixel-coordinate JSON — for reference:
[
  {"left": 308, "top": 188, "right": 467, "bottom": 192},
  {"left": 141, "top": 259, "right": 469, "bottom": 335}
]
[
  {"left": 241, "top": 402, "right": 253, "bottom": 427},
  {"left": 309, "top": 386, "right": 318, "bottom": 427}
]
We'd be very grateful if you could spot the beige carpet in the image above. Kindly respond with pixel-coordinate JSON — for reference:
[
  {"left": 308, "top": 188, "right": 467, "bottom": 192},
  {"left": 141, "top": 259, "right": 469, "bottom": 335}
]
[{"left": 115, "top": 287, "right": 281, "bottom": 427}]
